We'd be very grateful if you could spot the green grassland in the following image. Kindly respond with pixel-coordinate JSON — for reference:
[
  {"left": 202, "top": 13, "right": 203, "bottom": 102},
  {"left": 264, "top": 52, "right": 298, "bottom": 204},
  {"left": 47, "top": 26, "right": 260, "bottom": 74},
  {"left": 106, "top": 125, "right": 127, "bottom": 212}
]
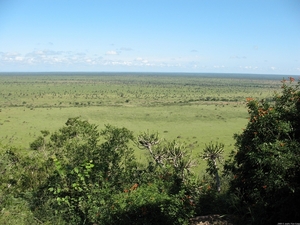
[{"left": 0, "top": 72, "right": 283, "bottom": 162}]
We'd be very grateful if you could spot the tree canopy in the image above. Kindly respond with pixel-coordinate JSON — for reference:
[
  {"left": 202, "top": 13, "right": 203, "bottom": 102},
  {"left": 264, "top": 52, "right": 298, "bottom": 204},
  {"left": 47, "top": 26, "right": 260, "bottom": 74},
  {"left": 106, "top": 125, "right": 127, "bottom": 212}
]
[{"left": 226, "top": 77, "right": 300, "bottom": 224}]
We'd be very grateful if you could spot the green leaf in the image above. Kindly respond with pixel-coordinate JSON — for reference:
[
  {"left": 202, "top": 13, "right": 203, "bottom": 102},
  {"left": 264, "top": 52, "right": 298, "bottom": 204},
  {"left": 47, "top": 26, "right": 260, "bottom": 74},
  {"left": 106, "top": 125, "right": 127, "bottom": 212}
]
[{"left": 74, "top": 167, "right": 79, "bottom": 174}]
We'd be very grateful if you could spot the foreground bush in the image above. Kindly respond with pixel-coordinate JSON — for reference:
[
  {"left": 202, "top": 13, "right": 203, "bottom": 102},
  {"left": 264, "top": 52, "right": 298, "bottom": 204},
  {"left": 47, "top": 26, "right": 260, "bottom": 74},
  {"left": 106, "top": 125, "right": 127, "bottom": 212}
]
[
  {"left": 25, "top": 117, "right": 198, "bottom": 224},
  {"left": 225, "top": 78, "right": 300, "bottom": 224}
]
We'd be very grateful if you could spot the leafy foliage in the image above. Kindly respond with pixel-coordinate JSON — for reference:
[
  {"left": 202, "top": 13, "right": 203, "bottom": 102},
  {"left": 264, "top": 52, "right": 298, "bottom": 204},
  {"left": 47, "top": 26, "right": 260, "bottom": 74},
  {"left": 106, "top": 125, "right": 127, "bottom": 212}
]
[
  {"left": 201, "top": 141, "right": 224, "bottom": 192},
  {"left": 26, "top": 117, "right": 198, "bottom": 224},
  {"left": 137, "top": 131, "right": 196, "bottom": 180},
  {"left": 225, "top": 78, "right": 300, "bottom": 224},
  {"left": 0, "top": 145, "right": 54, "bottom": 224}
]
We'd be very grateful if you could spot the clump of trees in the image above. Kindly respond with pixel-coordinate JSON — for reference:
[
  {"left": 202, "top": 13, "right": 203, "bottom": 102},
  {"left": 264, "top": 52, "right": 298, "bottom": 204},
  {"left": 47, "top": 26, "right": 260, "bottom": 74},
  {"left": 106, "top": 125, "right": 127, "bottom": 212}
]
[
  {"left": 1, "top": 118, "right": 200, "bottom": 224},
  {"left": 0, "top": 78, "right": 300, "bottom": 224},
  {"left": 225, "top": 77, "right": 300, "bottom": 223}
]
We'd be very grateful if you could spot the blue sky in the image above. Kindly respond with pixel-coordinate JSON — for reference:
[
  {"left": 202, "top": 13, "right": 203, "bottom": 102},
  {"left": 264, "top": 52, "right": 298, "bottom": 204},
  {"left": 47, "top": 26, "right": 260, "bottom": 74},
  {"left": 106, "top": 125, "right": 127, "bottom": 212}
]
[{"left": 0, "top": 0, "right": 299, "bottom": 74}]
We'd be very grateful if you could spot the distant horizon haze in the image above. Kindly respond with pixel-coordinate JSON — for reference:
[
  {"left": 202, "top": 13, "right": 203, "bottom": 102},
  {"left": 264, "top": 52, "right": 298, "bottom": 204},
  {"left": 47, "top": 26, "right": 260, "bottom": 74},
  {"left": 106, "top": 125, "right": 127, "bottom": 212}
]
[{"left": 0, "top": 71, "right": 297, "bottom": 80}]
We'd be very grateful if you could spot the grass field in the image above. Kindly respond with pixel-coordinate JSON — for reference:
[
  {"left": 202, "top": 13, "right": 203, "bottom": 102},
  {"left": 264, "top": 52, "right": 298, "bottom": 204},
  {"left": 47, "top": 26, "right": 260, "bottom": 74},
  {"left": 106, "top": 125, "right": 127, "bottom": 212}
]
[{"left": 0, "top": 72, "right": 284, "bottom": 165}]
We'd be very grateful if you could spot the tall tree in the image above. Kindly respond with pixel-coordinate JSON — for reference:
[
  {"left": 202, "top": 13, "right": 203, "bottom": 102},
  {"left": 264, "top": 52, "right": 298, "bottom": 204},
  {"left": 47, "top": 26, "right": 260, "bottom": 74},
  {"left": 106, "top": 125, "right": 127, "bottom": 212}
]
[{"left": 225, "top": 78, "right": 300, "bottom": 224}]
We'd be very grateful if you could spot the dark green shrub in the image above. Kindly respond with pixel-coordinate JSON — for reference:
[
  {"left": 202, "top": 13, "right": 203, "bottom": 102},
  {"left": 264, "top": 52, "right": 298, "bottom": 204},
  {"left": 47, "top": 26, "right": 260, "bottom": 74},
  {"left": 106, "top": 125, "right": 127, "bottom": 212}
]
[
  {"left": 29, "top": 136, "right": 44, "bottom": 150},
  {"left": 29, "top": 118, "right": 198, "bottom": 224},
  {"left": 225, "top": 78, "right": 300, "bottom": 224},
  {"left": 89, "top": 182, "right": 195, "bottom": 225}
]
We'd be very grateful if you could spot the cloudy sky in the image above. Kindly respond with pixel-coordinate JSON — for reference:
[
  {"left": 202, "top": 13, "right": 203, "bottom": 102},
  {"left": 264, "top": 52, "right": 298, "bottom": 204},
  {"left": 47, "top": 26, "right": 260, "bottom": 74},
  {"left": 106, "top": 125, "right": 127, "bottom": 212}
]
[{"left": 0, "top": 0, "right": 299, "bottom": 74}]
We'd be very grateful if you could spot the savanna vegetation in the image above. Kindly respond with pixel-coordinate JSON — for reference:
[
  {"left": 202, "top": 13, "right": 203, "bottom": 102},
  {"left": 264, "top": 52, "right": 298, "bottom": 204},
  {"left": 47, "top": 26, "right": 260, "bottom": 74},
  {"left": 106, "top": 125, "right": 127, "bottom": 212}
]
[
  {"left": 0, "top": 73, "right": 299, "bottom": 224},
  {"left": 0, "top": 73, "right": 279, "bottom": 154}
]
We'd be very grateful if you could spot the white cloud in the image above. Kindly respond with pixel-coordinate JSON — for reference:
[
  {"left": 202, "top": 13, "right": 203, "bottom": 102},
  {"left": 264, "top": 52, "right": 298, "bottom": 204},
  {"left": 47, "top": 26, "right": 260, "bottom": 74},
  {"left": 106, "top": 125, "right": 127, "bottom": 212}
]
[
  {"left": 0, "top": 52, "right": 23, "bottom": 62},
  {"left": 103, "top": 60, "right": 132, "bottom": 66},
  {"left": 1, "top": 49, "right": 296, "bottom": 74},
  {"left": 26, "top": 50, "right": 63, "bottom": 57},
  {"left": 15, "top": 56, "right": 23, "bottom": 61},
  {"left": 0, "top": 50, "right": 85, "bottom": 66},
  {"left": 0, "top": 50, "right": 212, "bottom": 71},
  {"left": 105, "top": 50, "right": 118, "bottom": 55},
  {"left": 0, "top": 50, "right": 105, "bottom": 69},
  {"left": 135, "top": 57, "right": 148, "bottom": 63},
  {"left": 239, "top": 66, "right": 259, "bottom": 70}
]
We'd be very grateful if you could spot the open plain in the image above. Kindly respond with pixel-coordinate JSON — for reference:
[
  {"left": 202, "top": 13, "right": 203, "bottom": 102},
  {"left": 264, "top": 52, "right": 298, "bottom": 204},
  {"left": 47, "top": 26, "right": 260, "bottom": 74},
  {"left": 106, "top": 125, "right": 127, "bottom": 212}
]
[{"left": 0, "top": 72, "right": 283, "bottom": 161}]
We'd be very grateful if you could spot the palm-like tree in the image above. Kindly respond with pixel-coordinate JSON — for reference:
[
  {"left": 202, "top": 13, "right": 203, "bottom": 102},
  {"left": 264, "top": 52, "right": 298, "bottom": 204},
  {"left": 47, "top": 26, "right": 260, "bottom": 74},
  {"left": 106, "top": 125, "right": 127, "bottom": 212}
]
[{"left": 201, "top": 142, "right": 224, "bottom": 192}]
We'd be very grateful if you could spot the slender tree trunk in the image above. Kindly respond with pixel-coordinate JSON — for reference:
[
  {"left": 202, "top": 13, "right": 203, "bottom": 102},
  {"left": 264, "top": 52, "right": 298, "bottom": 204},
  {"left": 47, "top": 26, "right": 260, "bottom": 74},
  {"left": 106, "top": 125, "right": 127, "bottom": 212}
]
[{"left": 213, "top": 159, "right": 221, "bottom": 192}]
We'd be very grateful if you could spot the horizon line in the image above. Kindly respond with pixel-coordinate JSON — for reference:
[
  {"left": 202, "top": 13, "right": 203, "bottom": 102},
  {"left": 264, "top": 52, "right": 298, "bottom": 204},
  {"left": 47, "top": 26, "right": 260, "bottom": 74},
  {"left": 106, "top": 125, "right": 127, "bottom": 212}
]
[{"left": 0, "top": 71, "right": 298, "bottom": 76}]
